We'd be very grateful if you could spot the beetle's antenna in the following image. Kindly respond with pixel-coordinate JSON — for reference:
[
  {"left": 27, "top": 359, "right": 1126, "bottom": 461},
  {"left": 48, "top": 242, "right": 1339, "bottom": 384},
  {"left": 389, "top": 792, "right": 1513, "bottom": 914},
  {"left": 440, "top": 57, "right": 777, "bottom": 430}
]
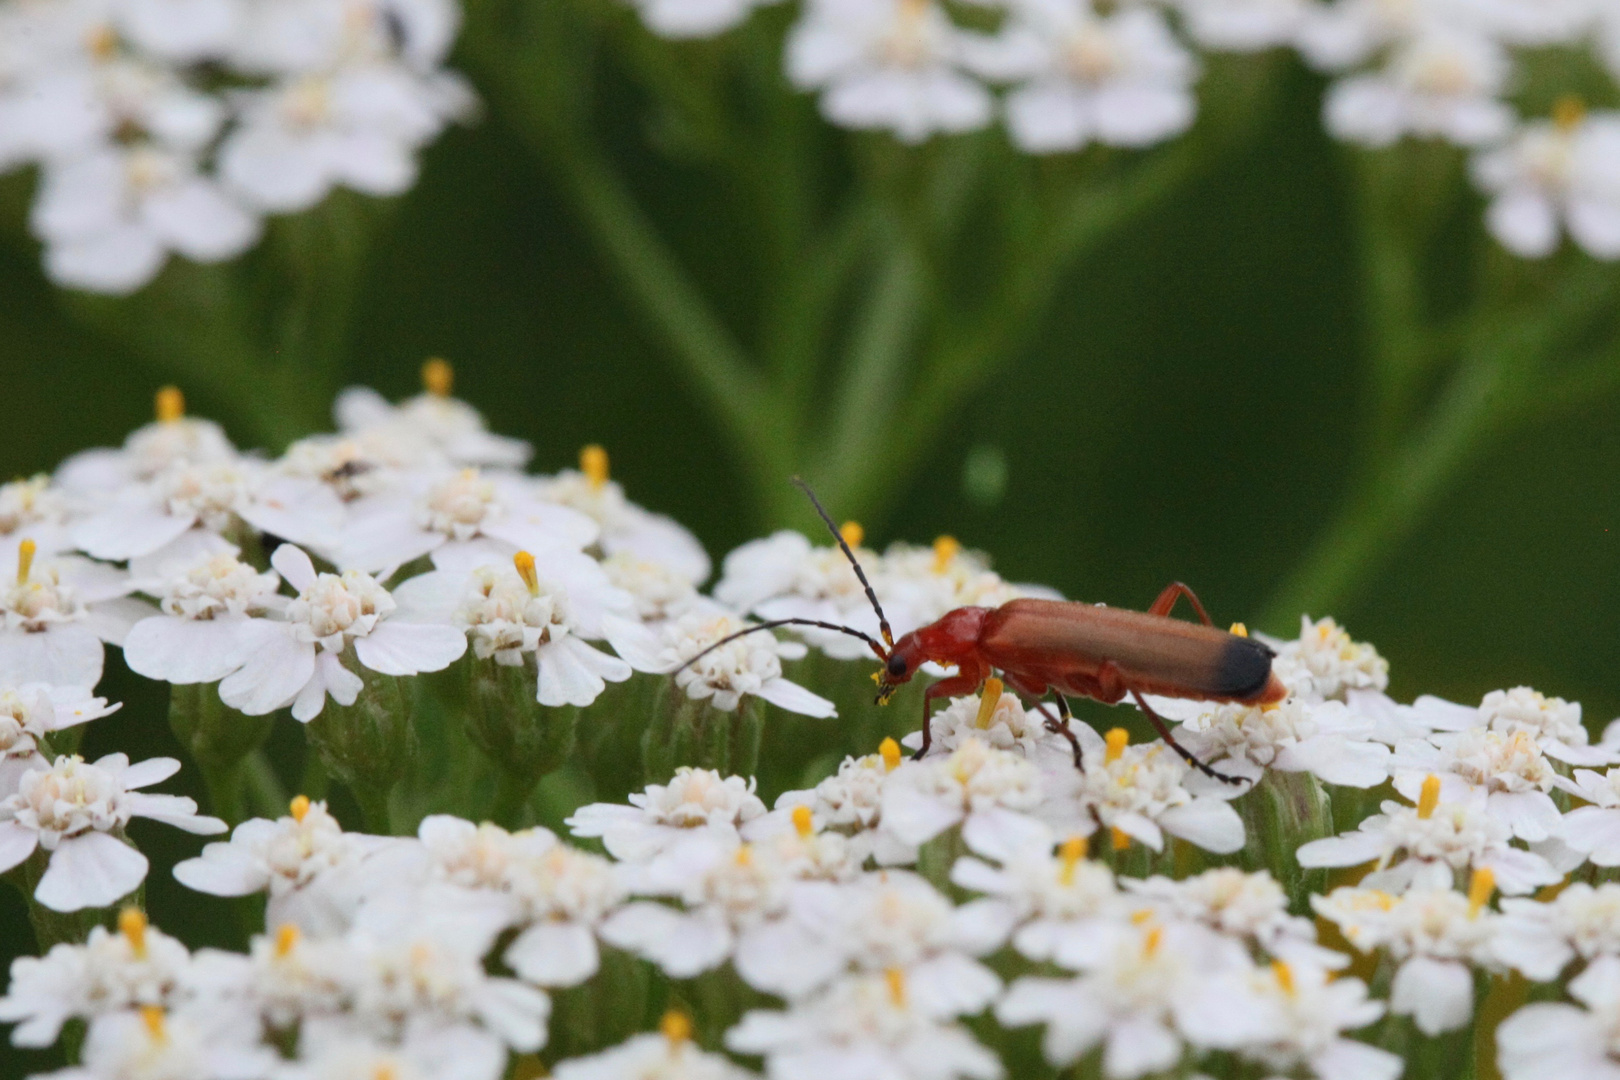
[
  {"left": 789, "top": 476, "right": 894, "bottom": 648},
  {"left": 671, "top": 618, "right": 889, "bottom": 679}
]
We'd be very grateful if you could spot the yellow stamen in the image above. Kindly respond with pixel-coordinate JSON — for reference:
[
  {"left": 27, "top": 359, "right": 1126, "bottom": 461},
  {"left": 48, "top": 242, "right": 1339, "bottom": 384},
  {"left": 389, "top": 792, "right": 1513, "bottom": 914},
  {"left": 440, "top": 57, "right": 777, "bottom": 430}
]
[
  {"left": 140, "top": 1005, "right": 165, "bottom": 1042},
  {"left": 974, "top": 678, "right": 1004, "bottom": 729},
  {"left": 792, "top": 805, "right": 814, "bottom": 839},
  {"left": 119, "top": 907, "right": 148, "bottom": 956},
  {"left": 839, "top": 521, "right": 864, "bottom": 548},
  {"left": 86, "top": 24, "right": 118, "bottom": 59},
  {"left": 374, "top": 1065, "right": 397, "bottom": 1080},
  {"left": 580, "top": 444, "right": 609, "bottom": 491},
  {"left": 275, "top": 923, "right": 300, "bottom": 957},
  {"left": 16, "top": 539, "right": 35, "bottom": 585},
  {"left": 885, "top": 967, "right": 907, "bottom": 1008},
  {"left": 1058, "top": 835, "right": 1087, "bottom": 885},
  {"left": 1228, "top": 622, "right": 1248, "bottom": 637},
  {"left": 422, "top": 357, "right": 453, "bottom": 397},
  {"left": 734, "top": 844, "right": 753, "bottom": 867},
  {"left": 1272, "top": 959, "right": 1295, "bottom": 996},
  {"left": 1143, "top": 926, "right": 1163, "bottom": 956},
  {"left": 1554, "top": 95, "right": 1586, "bottom": 132},
  {"left": 1468, "top": 867, "right": 1495, "bottom": 917},
  {"left": 880, "top": 737, "right": 901, "bottom": 772},
  {"left": 931, "top": 535, "right": 960, "bottom": 573},
  {"left": 1417, "top": 774, "right": 1441, "bottom": 820},
  {"left": 1105, "top": 727, "right": 1129, "bottom": 764},
  {"left": 514, "top": 551, "right": 540, "bottom": 596},
  {"left": 659, "top": 1010, "right": 692, "bottom": 1045},
  {"left": 289, "top": 794, "right": 311, "bottom": 822},
  {"left": 1130, "top": 908, "right": 1153, "bottom": 924},
  {"left": 1111, "top": 826, "right": 1130, "bottom": 851},
  {"left": 154, "top": 385, "right": 184, "bottom": 423}
]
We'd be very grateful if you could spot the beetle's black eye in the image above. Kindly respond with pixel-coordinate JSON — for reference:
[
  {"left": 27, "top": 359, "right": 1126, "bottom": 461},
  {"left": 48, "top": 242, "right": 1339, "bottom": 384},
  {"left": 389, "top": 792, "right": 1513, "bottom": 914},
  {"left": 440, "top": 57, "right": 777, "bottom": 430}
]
[{"left": 887, "top": 655, "right": 907, "bottom": 677}]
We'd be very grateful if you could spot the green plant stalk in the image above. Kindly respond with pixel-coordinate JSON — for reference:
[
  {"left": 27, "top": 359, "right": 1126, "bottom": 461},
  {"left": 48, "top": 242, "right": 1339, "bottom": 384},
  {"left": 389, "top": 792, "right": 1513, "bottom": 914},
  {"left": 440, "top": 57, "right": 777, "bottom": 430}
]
[
  {"left": 641, "top": 689, "right": 764, "bottom": 784},
  {"left": 167, "top": 683, "right": 276, "bottom": 824}
]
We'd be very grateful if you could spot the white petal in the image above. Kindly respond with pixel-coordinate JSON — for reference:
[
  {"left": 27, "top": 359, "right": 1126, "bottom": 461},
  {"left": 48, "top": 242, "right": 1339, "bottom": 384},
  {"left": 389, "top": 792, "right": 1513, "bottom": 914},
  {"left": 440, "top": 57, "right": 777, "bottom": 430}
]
[
  {"left": 755, "top": 677, "right": 837, "bottom": 718},
  {"left": 270, "top": 544, "right": 318, "bottom": 592},
  {"left": 218, "top": 625, "right": 315, "bottom": 716},
  {"left": 172, "top": 842, "right": 270, "bottom": 896},
  {"left": 123, "top": 615, "right": 255, "bottom": 684},
  {"left": 504, "top": 921, "right": 600, "bottom": 988},
  {"left": 354, "top": 620, "right": 467, "bottom": 676},
  {"left": 0, "top": 820, "right": 40, "bottom": 873},
  {"left": 1158, "top": 798, "right": 1244, "bottom": 854},
  {"left": 35, "top": 832, "right": 148, "bottom": 912},
  {"left": 536, "top": 639, "right": 606, "bottom": 708},
  {"left": 1391, "top": 956, "right": 1474, "bottom": 1035}
]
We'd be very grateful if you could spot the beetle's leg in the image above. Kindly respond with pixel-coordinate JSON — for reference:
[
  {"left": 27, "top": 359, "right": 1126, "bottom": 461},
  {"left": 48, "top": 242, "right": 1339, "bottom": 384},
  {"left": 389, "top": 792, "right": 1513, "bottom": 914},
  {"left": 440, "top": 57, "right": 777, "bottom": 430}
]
[
  {"left": 1130, "top": 689, "right": 1244, "bottom": 786},
  {"left": 1148, "top": 582, "right": 1215, "bottom": 627},
  {"left": 913, "top": 672, "right": 984, "bottom": 760},
  {"left": 1028, "top": 694, "right": 1084, "bottom": 772}
]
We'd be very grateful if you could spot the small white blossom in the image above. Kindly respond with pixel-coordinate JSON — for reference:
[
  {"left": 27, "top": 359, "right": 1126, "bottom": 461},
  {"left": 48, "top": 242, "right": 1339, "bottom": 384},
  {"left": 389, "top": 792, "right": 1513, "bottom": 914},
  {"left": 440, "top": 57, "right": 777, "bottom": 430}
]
[
  {"left": 727, "top": 970, "right": 1004, "bottom": 1080},
  {"left": 555, "top": 1023, "right": 755, "bottom": 1080},
  {"left": 786, "top": 0, "right": 994, "bottom": 144},
  {"left": 1498, "top": 955, "right": 1620, "bottom": 1080},
  {"left": 879, "top": 736, "right": 1046, "bottom": 846},
  {"left": 1323, "top": 27, "right": 1513, "bottom": 148},
  {"left": 0, "top": 753, "right": 225, "bottom": 912},
  {"left": 218, "top": 545, "right": 465, "bottom": 722},
  {"left": 0, "top": 551, "right": 150, "bottom": 688},
  {"left": 1393, "top": 727, "right": 1562, "bottom": 841},
  {"left": 0, "top": 910, "right": 190, "bottom": 1047},
  {"left": 568, "top": 767, "right": 768, "bottom": 862},
  {"left": 34, "top": 1003, "right": 275, "bottom": 1080},
  {"left": 993, "top": 1, "right": 1198, "bottom": 154},
  {"left": 173, "top": 797, "right": 398, "bottom": 935},
  {"left": 124, "top": 552, "right": 285, "bottom": 686},
  {"left": 1313, "top": 884, "right": 1498, "bottom": 1034},
  {"left": 1240, "top": 960, "right": 1398, "bottom": 1080},
  {"left": 1062, "top": 729, "right": 1246, "bottom": 855},
  {"left": 1123, "top": 867, "right": 1345, "bottom": 969},
  {"left": 1493, "top": 882, "right": 1620, "bottom": 981},
  {"left": 1268, "top": 615, "right": 1388, "bottom": 701},
  {"left": 1555, "top": 767, "right": 1620, "bottom": 866},
  {"left": 535, "top": 449, "right": 710, "bottom": 585},
  {"left": 1472, "top": 110, "right": 1620, "bottom": 260},
  {"left": 0, "top": 683, "right": 119, "bottom": 794},
  {"left": 1174, "top": 697, "right": 1392, "bottom": 788},
  {"left": 332, "top": 379, "right": 532, "bottom": 470},
  {"left": 643, "top": 610, "right": 835, "bottom": 718}
]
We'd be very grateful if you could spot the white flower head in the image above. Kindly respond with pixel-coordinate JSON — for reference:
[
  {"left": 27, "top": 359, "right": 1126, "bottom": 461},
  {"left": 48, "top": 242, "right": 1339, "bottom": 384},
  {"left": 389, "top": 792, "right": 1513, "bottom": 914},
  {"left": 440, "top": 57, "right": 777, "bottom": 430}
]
[
  {"left": 218, "top": 545, "right": 465, "bottom": 722},
  {"left": 1393, "top": 726, "right": 1563, "bottom": 841},
  {"left": 0, "top": 753, "right": 225, "bottom": 911},
  {"left": 0, "top": 683, "right": 119, "bottom": 792},
  {"left": 556, "top": 1016, "right": 755, "bottom": 1080},
  {"left": 0, "top": 548, "right": 147, "bottom": 688},
  {"left": 567, "top": 767, "right": 768, "bottom": 862},
  {"left": 37, "top": 1003, "right": 275, "bottom": 1080},
  {"left": 771, "top": 745, "right": 919, "bottom": 867},
  {"left": 55, "top": 391, "right": 237, "bottom": 496},
  {"left": 1123, "top": 867, "right": 1344, "bottom": 968},
  {"left": 1240, "top": 960, "right": 1399, "bottom": 1080},
  {"left": 900, "top": 688, "right": 1076, "bottom": 765},
  {"left": 786, "top": 0, "right": 995, "bottom": 144},
  {"left": 173, "top": 795, "right": 394, "bottom": 935},
  {"left": 1554, "top": 767, "right": 1620, "bottom": 866},
  {"left": 1269, "top": 615, "right": 1388, "bottom": 701},
  {"left": 124, "top": 551, "right": 285, "bottom": 686},
  {"left": 0, "top": 475, "right": 75, "bottom": 559},
  {"left": 332, "top": 369, "right": 530, "bottom": 470},
  {"left": 0, "top": 908, "right": 189, "bottom": 1047},
  {"left": 1313, "top": 880, "right": 1499, "bottom": 1034},
  {"left": 1323, "top": 26, "right": 1513, "bottom": 148},
  {"left": 1066, "top": 728, "right": 1246, "bottom": 855},
  {"left": 880, "top": 736, "right": 1046, "bottom": 847},
  {"left": 1297, "top": 776, "right": 1562, "bottom": 896},
  {"left": 997, "top": 918, "right": 1276, "bottom": 1078},
  {"left": 715, "top": 528, "right": 888, "bottom": 661},
  {"left": 535, "top": 447, "right": 710, "bottom": 586},
  {"left": 1493, "top": 882, "right": 1620, "bottom": 982},
  {"left": 1169, "top": 0, "right": 1312, "bottom": 52},
  {"left": 1175, "top": 696, "right": 1392, "bottom": 788},
  {"left": 654, "top": 609, "right": 835, "bottom": 718},
  {"left": 1472, "top": 108, "right": 1620, "bottom": 261},
  {"left": 727, "top": 970, "right": 1005, "bottom": 1080},
  {"left": 393, "top": 552, "right": 633, "bottom": 707},
  {"left": 994, "top": 0, "right": 1199, "bottom": 154},
  {"left": 1498, "top": 955, "right": 1620, "bottom": 1080}
]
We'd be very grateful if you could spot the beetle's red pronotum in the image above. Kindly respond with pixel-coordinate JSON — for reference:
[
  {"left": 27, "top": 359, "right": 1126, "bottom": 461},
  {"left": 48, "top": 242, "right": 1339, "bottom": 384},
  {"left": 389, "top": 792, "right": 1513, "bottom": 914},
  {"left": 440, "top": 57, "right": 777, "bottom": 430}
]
[{"left": 676, "top": 480, "right": 1286, "bottom": 782}]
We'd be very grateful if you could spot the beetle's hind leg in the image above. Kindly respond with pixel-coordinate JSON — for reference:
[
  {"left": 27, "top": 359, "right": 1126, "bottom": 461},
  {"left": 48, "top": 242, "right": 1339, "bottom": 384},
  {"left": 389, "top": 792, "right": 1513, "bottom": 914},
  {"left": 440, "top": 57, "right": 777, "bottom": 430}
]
[
  {"left": 1037, "top": 694, "right": 1085, "bottom": 772},
  {"left": 1129, "top": 689, "right": 1245, "bottom": 786}
]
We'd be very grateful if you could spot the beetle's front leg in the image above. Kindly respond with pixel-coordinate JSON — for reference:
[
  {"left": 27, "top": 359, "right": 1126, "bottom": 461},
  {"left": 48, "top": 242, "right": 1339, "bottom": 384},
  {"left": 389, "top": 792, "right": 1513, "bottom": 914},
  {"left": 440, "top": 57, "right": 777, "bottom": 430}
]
[{"left": 913, "top": 671, "right": 987, "bottom": 760}]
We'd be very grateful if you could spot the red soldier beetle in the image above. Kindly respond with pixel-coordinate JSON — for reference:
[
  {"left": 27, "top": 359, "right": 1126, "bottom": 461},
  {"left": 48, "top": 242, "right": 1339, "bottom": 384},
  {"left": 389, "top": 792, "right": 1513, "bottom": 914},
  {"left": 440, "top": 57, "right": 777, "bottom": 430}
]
[{"left": 675, "top": 480, "right": 1286, "bottom": 783}]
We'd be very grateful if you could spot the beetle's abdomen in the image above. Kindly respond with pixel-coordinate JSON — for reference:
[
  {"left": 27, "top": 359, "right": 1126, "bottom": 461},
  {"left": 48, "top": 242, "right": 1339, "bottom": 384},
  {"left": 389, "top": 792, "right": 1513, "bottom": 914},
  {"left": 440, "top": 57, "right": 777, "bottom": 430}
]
[{"left": 978, "top": 598, "right": 1279, "bottom": 704}]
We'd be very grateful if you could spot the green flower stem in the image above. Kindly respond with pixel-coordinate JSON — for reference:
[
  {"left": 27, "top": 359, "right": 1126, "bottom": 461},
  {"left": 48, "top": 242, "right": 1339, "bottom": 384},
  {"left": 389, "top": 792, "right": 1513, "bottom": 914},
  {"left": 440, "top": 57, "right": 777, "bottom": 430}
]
[
  {"left": 642, "top": 690, "right": 764, "bottom": 784},
  {"left": 167, "top": 684, "right": 276, "bottom": 825}
]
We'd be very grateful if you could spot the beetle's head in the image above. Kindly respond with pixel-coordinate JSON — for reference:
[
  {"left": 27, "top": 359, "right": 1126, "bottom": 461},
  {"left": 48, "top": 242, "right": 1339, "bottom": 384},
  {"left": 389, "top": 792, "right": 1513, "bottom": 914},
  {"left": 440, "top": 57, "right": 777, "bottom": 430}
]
[{"left": 874, "top": 632, "right": 925, "bottom": 704}]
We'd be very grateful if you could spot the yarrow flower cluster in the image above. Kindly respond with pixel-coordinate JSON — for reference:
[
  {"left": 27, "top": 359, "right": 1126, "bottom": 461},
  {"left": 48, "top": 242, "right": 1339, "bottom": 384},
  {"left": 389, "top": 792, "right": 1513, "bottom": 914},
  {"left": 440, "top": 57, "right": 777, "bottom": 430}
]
[
  {"left": 6, "top": 377, "right": 1620, "bottom": 1080},
  {"left": 0, "top": 0, "right": 473, "bottom": 293},
  {"left": 615, "top": 0, "right": 1620, "bottom": 264}
]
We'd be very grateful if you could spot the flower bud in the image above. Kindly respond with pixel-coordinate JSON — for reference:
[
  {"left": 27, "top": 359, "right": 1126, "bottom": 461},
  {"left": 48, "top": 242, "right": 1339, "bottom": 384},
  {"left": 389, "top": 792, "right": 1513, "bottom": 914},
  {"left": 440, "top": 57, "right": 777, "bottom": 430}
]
[
  {"left": 303, "top": 661, "right": 416, "bottom": 832},
  {"left": 167, "top": 685, "right": 274, "bottom": 823}
]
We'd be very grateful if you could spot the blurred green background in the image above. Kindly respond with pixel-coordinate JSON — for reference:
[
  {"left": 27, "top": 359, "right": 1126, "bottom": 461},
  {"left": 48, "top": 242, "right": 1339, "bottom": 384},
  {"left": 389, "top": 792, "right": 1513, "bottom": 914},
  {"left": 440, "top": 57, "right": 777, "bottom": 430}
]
[{"left": 2, "top": 8, "right": 1619, "bottom": 1059}]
